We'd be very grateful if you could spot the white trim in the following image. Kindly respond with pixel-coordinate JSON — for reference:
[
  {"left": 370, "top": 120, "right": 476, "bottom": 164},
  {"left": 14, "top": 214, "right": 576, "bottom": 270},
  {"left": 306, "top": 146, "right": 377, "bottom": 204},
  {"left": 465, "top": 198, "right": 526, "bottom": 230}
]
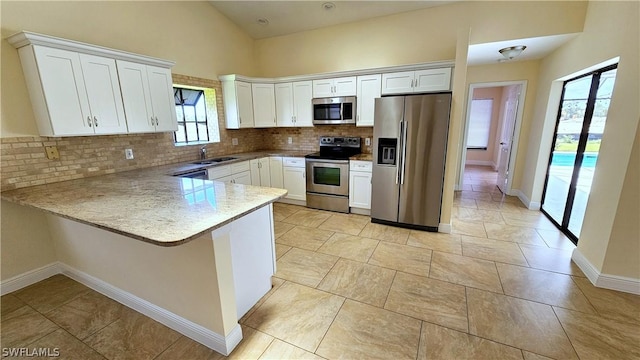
[
  {"left": 458, "top": 81, "right": 527, "bottom": 195},
  {"left": 57, "top": 263, "right": 242, "bottom": 355},
  {"left": 349, "top": 207, "right": 371, "bottom": 216},
  {"left": 218, "top": 60, "right": 455, "bottom": 83},
  {"left": 464, "top": 160, "right": 495, "bottom": 167},
  {"left": 0, "top": 262, "right": 61, "bottom": 296},
  {"left": 6, "top": 31, "right": 174, "bottom": 68},
  {"left": 514, "top": 189, "right": 540, "bottom": 210},
  {"left": 572, "top": 249, "right": 640, "bottom": 295},
  {"left": 1, "top": 261, "right": 242, "bottom": 355},
  {"left": 438, "top": 223, "right": 452, "bottom": 233}
]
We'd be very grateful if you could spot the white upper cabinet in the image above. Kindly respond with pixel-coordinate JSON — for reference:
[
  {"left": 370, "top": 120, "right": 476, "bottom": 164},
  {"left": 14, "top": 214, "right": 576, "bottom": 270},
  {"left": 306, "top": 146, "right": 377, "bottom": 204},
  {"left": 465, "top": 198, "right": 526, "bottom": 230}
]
[
  {"left": 312, "top": 76, "right": 356, "bottom": 97},
  {"left": 413, "top": 68, "right": 452, "bottom": 93},
  {"left": 117, "top": 61, "right": 177, "bottom": 133},
  {"left": 8, "top": 31, "right": 176, "bottom": 137},
  {"left": 356, "top": 74, "right": 381, "bottom": 127},
  {"left": 252, "top": 83, "right": 276, "bottom": 128},
  {"left": 275, "top": 83, "right": 294, "bottom": 127},
  {"left": 381, "top": 68, "right": 452, "bottom": 95},
  {"left": 146, "top": 66, "right": 178, "bottom": 132},
  {"left": 292, "top": 81, "right": 313, "bottom": 127},
  {"left": 223, "top": 80, "right": 254, "bottom": 129},
  {"left": 24, "top": 46, "right": 127, "bottom": 136},
  {"left": 275, "top": 81, "right": 313, "bottom": 127},
  {"left": 79, "top": 54, "right": 127, "bottom": 134}
]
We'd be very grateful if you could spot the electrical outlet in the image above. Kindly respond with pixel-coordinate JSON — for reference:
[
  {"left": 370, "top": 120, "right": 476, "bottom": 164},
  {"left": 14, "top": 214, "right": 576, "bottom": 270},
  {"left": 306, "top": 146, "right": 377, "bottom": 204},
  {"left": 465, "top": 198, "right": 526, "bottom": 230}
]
[
  {"left": 287, "top": 137, "right": 292, "bottom": 144},
  {"left": 125, "top": 148, "right": 134, "bottom": 160},
  {"left": 232, "top": 138, "right": 238, "bottom": 146},
  {"left": 365, "top": 138, "right": 371, "bottom": 146},
  {"left": 45, "top": 146, "right": 59, "bottom": 160}
]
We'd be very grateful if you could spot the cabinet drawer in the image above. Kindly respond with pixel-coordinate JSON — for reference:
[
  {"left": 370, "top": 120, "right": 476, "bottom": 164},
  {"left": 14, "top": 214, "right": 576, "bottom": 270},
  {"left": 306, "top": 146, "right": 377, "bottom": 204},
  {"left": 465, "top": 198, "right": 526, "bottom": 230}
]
[
  {"left": 208, "top": 165, "right": 232, "bottom": 179},
  {"left": 231, "top": 160, "right": 250, "bottom": 174},
  {"left": 283, "top": 157, "right": 305, "bottom": 168},
  {"left": 350, "top": 160, "right": 372, "bottom": 172}
]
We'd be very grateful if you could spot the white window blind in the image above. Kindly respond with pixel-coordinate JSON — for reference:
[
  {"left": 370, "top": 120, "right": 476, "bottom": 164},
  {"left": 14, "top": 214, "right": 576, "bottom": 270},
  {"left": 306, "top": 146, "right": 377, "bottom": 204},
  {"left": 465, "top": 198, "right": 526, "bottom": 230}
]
[{"left": 467, "top": 99, "right": 493, "bottom": 149}]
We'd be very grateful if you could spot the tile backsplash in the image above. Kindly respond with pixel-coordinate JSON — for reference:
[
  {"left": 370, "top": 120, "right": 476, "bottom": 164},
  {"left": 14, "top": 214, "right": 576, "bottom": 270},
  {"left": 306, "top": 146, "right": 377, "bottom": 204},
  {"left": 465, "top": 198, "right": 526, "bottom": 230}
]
[{"left": 1, "top": 74, "right": 373, "bottom": 191}]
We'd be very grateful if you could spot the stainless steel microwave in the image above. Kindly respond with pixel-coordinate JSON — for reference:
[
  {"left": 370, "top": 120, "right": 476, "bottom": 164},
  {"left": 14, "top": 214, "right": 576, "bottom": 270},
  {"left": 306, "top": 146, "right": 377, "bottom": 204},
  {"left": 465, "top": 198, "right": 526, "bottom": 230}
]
[{"left": 312, "top": 96, "right": 356, "bottom": 125}]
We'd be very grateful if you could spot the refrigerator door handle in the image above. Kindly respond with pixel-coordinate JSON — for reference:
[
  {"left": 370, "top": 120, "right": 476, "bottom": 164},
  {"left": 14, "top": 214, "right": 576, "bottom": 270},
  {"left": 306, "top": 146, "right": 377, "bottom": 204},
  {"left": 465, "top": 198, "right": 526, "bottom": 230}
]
[
  {"left": 396, "top": 120, "right": 403, "bottom": 184},
  {"left": 400, "top": 120, "right": 408, "bottom": 184}
]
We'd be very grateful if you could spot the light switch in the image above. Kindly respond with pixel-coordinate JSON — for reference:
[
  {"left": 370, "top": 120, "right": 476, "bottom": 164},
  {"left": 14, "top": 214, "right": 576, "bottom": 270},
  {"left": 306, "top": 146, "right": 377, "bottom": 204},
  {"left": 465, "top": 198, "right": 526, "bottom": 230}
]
[
  {"left": 125, "top": 148, "right": 134, "bottom": 160},
  {"left": 288, "top": 137, "right": 292, "bottom": 144},
  {"left": 365, "top": 138, "right": 371, "bottom": 146}
]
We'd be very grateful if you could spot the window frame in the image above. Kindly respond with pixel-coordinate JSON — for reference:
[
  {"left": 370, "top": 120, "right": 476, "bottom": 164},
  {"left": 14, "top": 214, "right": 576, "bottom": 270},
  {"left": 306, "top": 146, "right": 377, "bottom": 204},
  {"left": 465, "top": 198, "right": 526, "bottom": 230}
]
[{"left": 466, "top": 98, "right": 494, "bottom": 150}]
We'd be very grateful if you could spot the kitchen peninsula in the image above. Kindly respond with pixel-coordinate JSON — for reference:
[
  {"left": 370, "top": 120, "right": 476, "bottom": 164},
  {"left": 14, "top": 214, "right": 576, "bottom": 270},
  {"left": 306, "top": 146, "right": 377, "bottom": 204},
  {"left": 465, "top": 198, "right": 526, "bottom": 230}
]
[{"left": 1, "top": 165, "right": 287, "bottom": 355}]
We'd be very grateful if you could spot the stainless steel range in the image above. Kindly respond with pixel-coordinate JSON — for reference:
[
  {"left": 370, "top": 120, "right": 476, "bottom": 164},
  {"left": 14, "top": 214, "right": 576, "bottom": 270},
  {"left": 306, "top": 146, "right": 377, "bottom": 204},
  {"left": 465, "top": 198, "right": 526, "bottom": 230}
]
[{"left": 305, "top": 136, "right": 361, "bottom": 213}]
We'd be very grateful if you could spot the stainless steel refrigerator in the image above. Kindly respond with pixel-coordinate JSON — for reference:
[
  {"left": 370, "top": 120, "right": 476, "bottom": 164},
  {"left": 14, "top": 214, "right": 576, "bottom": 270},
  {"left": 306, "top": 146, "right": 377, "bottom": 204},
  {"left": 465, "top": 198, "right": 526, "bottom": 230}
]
[{"left": 371, "top": 93, "right": 451, "bottom": 231}]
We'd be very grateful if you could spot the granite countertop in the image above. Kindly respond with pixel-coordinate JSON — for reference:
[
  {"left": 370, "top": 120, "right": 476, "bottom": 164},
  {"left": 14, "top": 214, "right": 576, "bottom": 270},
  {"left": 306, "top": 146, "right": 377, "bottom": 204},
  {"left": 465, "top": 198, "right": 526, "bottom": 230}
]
[
  {"left": 170, "top": 150, "right": 312, "bottom": 176},
  {"left": 350, "top": 153, "right": 373, "bottom": 161},
  {"left": 1, "top": 165, "right": 287, "bottom": 247}
]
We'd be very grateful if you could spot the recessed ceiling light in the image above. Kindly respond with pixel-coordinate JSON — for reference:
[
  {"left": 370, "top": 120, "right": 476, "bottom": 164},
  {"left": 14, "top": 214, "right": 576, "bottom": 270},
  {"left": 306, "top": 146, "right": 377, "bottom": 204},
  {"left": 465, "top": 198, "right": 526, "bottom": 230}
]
[
  {"left": 322, "top": 2, "right": 336, "bottom": 11},
  {"left": 256, "top": 18, "right": 269, "bottom": 26}
]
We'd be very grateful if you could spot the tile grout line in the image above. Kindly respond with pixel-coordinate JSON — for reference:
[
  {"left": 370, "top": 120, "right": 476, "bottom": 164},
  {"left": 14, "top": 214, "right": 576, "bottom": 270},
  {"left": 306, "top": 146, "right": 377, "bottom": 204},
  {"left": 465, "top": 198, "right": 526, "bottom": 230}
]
[
  {"left": 381, "top": 271, "right": 398, "bottom": 310},
  {"left": 414, "top": 320, "right": 424, "bottom": 360},
  {"left": 312, "top": 296, "right": 347, "bottom": 356},
  {"left": 550, "top": 305, "right": 581, "bottom": 358},
  {"left": 464, "top": 287, "right": 471, "bottom": 334}
]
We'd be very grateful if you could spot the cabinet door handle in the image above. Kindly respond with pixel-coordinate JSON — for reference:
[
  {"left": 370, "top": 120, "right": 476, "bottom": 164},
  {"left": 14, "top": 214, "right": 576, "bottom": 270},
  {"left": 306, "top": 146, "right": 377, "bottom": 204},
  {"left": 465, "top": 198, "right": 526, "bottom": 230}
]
[
  {"left": 155, "top": 116, "right": 159, "bottom": 126},
  {"left": 239, "top": 116, "right": 242, "bottom": 124},
  {"left": 93, "top": 116, "right": 98, "bottom": 127},
  {"left": 87, "top": 116, "right": 92, "bottom": 127},
  {"left": 150, "top": 116, "right": 155, "bottom": 126}
]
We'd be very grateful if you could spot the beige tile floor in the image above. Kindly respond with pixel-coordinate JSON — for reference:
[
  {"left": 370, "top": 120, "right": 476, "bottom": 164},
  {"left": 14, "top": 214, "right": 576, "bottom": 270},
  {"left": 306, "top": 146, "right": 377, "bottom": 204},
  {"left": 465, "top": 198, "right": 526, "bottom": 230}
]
[{"left": 2, "top": 165, "right": 639, "bottom": 359}]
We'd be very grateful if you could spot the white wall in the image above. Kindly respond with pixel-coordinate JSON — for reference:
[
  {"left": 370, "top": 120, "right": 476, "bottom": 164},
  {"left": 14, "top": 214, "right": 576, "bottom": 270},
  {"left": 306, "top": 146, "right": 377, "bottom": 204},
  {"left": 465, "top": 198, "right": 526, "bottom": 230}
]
[{"left": 522, "top": 1, "right": 639, "bottom": 279}]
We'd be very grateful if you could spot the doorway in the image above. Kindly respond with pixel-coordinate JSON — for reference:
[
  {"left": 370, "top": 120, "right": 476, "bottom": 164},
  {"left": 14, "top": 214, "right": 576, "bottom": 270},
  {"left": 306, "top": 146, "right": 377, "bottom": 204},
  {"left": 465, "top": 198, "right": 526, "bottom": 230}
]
[
  {"left": 540, "top": 64, "right": 618, "bottom": 244},
  {"left": 459, "top": 81, "right": 526, "bottom": 196}
]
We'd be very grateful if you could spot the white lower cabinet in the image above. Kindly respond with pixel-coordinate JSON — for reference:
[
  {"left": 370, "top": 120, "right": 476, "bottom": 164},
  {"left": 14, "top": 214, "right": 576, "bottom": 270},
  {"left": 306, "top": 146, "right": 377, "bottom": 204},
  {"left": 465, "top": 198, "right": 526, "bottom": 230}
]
[
  {"left": 250, "top": 157, "right": 272, "bottom": 186},
  {"left": 282, "top": 157, "right": 306, "bottom": 202},
  {"left": 207, "top": 161, "right": 251, "bottom": 184},
  {"left": 269, "top": 157, "right": 284, "bottom": 188},
  {"left": 349, "top": 160, "right": 372, "bottom": 212}
]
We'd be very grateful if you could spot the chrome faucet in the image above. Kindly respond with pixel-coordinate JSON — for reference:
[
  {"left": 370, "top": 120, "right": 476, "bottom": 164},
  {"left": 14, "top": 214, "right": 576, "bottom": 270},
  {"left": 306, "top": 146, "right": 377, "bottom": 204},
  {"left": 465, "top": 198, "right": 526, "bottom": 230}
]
[{"left": 200, "top": 145, "right": 207, "bottom": 160}]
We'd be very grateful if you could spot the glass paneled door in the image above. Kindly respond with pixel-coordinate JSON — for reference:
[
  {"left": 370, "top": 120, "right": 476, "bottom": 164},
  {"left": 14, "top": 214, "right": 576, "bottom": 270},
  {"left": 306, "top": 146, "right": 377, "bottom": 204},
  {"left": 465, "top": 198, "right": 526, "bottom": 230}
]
[{"left": 541, "top": 65, "right": 617, "bottom": 244}]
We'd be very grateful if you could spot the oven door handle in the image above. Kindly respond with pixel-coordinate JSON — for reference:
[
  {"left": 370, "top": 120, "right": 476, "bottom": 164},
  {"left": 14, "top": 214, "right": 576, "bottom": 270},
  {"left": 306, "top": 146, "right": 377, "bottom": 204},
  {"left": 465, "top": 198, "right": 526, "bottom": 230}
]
[{"left": 306, "top": 159, "right": 350, "bottom": 164}]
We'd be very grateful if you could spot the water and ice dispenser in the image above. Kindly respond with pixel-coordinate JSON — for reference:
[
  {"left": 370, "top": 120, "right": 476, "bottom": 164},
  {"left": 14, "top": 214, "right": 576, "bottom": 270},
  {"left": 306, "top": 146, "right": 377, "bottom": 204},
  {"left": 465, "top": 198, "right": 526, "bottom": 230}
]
[{"left": 377, "top": 138, "right": 397, "bottom": 166}]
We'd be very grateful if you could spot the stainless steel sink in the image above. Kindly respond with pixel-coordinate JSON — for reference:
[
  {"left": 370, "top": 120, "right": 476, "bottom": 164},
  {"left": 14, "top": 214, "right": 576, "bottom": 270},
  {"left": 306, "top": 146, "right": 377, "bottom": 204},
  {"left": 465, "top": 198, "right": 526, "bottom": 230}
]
[{"left": 191, "top": 157, "right": 237, "bottom": 165}]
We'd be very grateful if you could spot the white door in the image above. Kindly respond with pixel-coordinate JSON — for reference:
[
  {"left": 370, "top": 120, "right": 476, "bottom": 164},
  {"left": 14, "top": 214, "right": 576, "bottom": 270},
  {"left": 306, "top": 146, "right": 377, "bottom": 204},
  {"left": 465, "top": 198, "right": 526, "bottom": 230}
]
[
  {"left": 292, "top": 81, "right": 313, "bottom": 127},
  {"left": 349, "top": 171, "right": 372, "bottom": 209},
  {"left": 496, "top": 85, "right": 521, "bottom": 193},
  {"left": 117, "top": 60, "right": 154, "bottom": 133},
  {"left": 234, "top": 171, "right": 252, "bottom": 185},
  {"left": 147, "top": 66, "right": 178, "bottom": 132},
  {"left": 270, "top": 157, "right": 284, "bottom": 188},
  {"left": 381, "top": 71, "right": 415, "bottom": 95},
  {"left": 312, "top": 79, "right": 334, "bottom": 98},
  {"left": 34, "top": 46, "right": 93, "bottom": 135},
  {"left": 259, "top": 158, "right": 272, "bottom": 187},
  {"left": 79, "top": 54, "right": 127, "bottom": 134},
  {"left": 413, "top": 68, "right": 452, "bottom": 92},
  {"left": 236, "top": 81, "right": 254, "bottom": 128},
  {"left": 283, "top": 167, "right": 306, "bottom": 201},
  {"left": 333, "top": 76, "right": 357, "bottom": 96},
  {"left": 252, "top": 83, "right": 276, "bottom": 128},
  {"left": 275, "top": 83, "right": 294, "bottom": 127},
  {"left": 356, "top": 74, "right": 381, "bottom": 127}
]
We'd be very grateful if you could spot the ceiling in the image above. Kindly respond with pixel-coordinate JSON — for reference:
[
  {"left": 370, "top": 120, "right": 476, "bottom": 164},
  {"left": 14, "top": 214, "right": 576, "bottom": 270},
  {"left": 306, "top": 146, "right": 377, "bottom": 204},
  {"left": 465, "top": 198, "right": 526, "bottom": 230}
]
[
  {"left": 467, "top": 34, "right": 579, "bottom": 66},
  {"left": 209, "top": 1, "right": 456, "bottom": 39},
  {"left": 209, "top": 1, "right": 579, "bottom": 66}
]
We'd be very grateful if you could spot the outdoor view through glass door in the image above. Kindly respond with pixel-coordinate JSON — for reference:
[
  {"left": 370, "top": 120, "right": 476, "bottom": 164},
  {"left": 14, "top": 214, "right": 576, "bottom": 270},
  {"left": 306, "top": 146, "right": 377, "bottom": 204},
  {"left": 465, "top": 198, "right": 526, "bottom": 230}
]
[{"left": 541, "top": 65, "right": 617, "bottom": 244}]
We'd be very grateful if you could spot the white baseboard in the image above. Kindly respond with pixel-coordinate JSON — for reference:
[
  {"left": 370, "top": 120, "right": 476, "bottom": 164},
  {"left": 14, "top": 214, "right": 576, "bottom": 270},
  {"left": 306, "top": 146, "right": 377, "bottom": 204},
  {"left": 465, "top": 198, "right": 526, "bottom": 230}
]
[
  {"left": 514, "top": 189, "right": 540, "bottom": 210},
  {"left": 1, "top": 261, "right": 242, "bottom": 355},
  {"left": 465, "top": 160, "right": 494, "bottom": 166},
  {"left": 572, "top": 249, "right": 640, "bottom": 295},
  {"left": 0, "top": 262, "right": 61, "bottom": 296},
  {"left": 349, "top": 207, "right": 371, "bottom": 216},
  {"left": 438, "top": 223, "right": 452, "bottom": 233}
]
